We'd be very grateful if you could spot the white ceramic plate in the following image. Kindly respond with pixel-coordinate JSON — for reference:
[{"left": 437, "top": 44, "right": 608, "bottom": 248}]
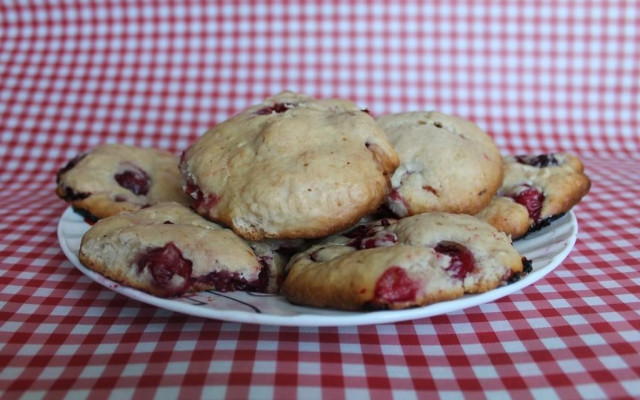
[{"left": 58, "top": 207, "right": 578, "bottom": 326}]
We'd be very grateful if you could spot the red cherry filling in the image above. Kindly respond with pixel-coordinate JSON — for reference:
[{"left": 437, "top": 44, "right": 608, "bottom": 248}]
[
  {"left": 389, "top": 189, "right": 403, "bottom": 202},
  {"left": 387, "top": 189, "right": 412, "bottom": 216},
  {"left": 115, "top": 165, "right": 150, "bottom": 195},
  {"left": 197, "top": 263, "right": 269, "bottom": 293},
  {"left": 256, "top": 102, "right": 294, "bottom": 115},
  {"left": 184, "top": 181, "right": 221, "bottom": 214},
  {"left": 509, "top": 185, "right": 545, "bottom": 222},
  {"left": 348, "top": 232, "right": 398, "bottom": 249},
  {"left": 136, "top": 242, "right": 193, "bottom": 297},
  {"left": 344, "top": 221, "right": 397, "bottom": 250},
  {"left": 434, "top": 241, "right": 476, "bottom": 280},
  {"left": 344, "top": 224, "right": 371, "bottom": 239},
  {"left": 373, "top": 266, "right": 418, "bottom": 304},
  {"left": 514, "top": 154, "right": 559, "bottom": 168},
  {"left": 344, "top": 219, "right": 391, "bottom": 238}
]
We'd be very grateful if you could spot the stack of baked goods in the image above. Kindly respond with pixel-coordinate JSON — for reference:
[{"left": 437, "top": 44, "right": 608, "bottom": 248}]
[{"left": 56, "top": 91, "right": 591, "bottom": 311}]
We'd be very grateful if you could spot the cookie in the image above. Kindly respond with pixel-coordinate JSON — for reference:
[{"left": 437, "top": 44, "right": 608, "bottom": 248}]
[
  {"left": 56, "top": 144, "right": 191, "bottom": 220},
  {"left": 282, "top": 213, "right": 528, "bottom": 311},
  {"left": 180, "top": 91, "right": 399, "bottom": 240},
  {"left": 376, "top": 111, "right": 503, "bottom": 217},
  {"left": 477, "top": 153, "right": 591, "bottom": 238},
  {"left": 79, "top": 202, "right": 289, "bottom": 297}
]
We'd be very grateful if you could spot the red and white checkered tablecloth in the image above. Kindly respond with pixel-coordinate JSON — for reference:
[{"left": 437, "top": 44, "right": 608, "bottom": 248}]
[{"left": 1, "top": 1, "right": 639, "bottom": 399}]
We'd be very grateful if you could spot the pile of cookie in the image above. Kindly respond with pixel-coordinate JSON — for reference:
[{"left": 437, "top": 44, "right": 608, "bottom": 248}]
[{"left": 56, "top": 91, "right": 591, "bottom": 311}]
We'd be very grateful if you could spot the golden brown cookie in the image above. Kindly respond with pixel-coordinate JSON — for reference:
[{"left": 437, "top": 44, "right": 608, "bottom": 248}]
[
  {"left": 377, "top": 111, "right": 503, "bottom": 217},
  {"left": 477, "top": 153, "right": 591, "bottom": 239},
  {"left": 56, "top": 144, "right": 191, "bottom": 220},
  {"left": 79, "top": 203, "right": 289, "bottom": 297},
  {"left": 282, "top": 213, "right": 528, "bottom": 311},
  {"left": 180, "top": 91, "right": 399, "bottom": 240}
]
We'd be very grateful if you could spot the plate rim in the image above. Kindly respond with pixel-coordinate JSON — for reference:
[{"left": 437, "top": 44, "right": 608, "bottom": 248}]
[{"left": 57, "top": 207, "right": 578, "bottom": 327}]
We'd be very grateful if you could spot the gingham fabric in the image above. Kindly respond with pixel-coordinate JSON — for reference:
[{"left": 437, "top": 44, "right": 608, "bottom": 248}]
[{"left": 1, "top": 1, "right": 638, "bottom": 399}]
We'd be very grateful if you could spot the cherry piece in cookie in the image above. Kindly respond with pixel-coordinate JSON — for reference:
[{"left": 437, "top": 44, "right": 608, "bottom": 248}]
[
  {"left": 115, "top": 165, "right": 150, "bottom": 195},
  {"left": 344, "top": 219, "right": 396, "bottom": 249},
  {"left": 184, "top": 180, "right": 221, "bottom": 214},
  {"left": 256, "top": 102, "right": 295, "bottom": 115},
  {"left": 136, "top": 242, "right": 193, "bottom": 297},
  {"left": 434, "top": 241, "right": 476, "bottom": 280},
  {"left": 343, "top": 224, "right": 372, "bottom": 239},
  {"left": 347, "top": 232, "right": 398, "bottom": 249},
  {"left": 343, "top": 219, "right": 391, "bottom": 238},
  {"left": 514, "top": 154, "right": 560, "bottom": 168},
  {"left": 197, "top": 266, "right": 268, "bottom": 293},
  {"left": 372, "top": 266, "right": 418, "bottom": 305},
  {"left": 509, "top": 185, "right": 544, "bottom": 222},
  {"left": 387, "top": 189, "right": 412, "bottom": 217}
]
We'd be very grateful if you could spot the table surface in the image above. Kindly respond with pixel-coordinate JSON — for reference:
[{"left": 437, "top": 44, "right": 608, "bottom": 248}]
[{"left": 1, "top": 2, "right": 639, "bottom": 400}]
